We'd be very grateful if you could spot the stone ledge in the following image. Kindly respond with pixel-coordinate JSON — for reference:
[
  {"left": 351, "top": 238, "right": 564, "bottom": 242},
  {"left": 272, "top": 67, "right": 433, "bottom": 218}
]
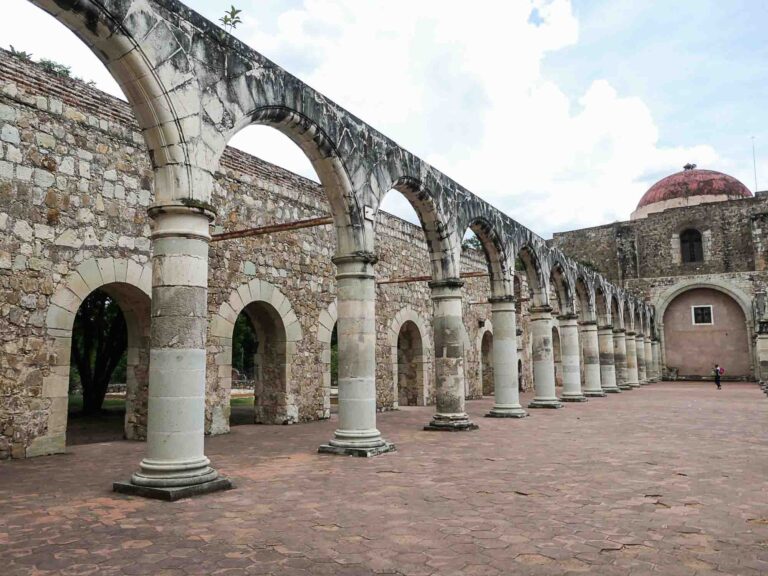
[
  {"left": 560, "top": 396, "right": 588, "bottom": 402},
  {"left": 485, "top": 410, "right": 529, "bottom": 418},
  {"left": 318, "top": 442, "right": 396, "bottom": 457},
  {"left": 424, "top": 421, "right": 479, "bottom": 431},
  {"left": 528, "top": 400, "right": 564, "bottom": 409},
  {"left": 113, "top": 477, "right": 233, "bottom": 501}
]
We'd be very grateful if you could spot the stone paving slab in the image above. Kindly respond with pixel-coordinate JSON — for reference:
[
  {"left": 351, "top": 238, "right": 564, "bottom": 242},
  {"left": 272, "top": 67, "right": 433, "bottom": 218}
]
[{"left": 2, "top": 382, "right": 768, "bottom": 575}]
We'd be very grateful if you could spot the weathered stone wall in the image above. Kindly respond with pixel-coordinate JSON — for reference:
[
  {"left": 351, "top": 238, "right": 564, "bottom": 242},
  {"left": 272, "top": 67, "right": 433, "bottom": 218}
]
[{"left": 0, "top": 50, "right": 520, "bottom": 458}]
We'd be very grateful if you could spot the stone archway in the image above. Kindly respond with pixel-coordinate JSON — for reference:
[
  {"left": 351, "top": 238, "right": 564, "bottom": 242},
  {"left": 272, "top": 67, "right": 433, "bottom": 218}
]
[
  {"left": 208, "top": 279, "right": 303, "bottom": 434},
  {"left": 40, "top": 258, "right": 151, "bottom": 456},
  {"left": 388, "top": 308, "right": 432, "bottom": 407},
  {"left": 317, "top": 300, "right": 338, "bottom": 419},
  {"left": 660, "top": 286, "right": 751, "bottom": 379},
  {"left": 480, "top": 329, "right": 494, "bottom": 396},
  {"left": 552, "top": 325, "right": 563, "bottom": 387}
]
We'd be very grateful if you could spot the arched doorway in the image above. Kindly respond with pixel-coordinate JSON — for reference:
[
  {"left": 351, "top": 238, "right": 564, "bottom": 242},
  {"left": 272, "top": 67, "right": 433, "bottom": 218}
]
[
  {"left": 552, "top": 325, "right": 563, "bottom": 387},
  {"left": 662, "top": 287, "right": 750, "bottom": 378},
  {"left": 230, "top": 301, "right": 290, "bottom": 425},
  {"left": 397, "top": 321, "right": 425, "bottom": 406},
  {"left": 480, "top": 330, "right": 494, "bottom": 396},
  {"left": 67, "top": 283, "right": 150, "bottom": 446}
]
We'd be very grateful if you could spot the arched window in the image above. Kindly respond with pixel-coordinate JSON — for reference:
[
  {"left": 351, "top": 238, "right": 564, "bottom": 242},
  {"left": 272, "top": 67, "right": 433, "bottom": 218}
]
[{"left": 680, "top": 229, "right": 703, "bottom": 263}]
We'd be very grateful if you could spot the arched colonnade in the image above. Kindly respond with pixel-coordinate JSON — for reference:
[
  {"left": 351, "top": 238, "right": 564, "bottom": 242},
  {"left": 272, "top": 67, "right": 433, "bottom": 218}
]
[{"left": 33, "top": 0, "right": 659, "bottom": 496}]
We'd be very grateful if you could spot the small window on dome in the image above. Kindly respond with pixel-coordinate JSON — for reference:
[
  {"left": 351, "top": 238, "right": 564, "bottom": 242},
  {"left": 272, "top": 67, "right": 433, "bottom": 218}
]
[{"left": 680, "top": 229, "right": 703, "bottom": 263}]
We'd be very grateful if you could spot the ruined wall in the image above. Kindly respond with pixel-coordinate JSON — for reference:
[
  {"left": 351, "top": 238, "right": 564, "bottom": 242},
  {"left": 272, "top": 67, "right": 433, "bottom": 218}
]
[{"left": 0, "top": 50, "right": 515, "bottom": 458}]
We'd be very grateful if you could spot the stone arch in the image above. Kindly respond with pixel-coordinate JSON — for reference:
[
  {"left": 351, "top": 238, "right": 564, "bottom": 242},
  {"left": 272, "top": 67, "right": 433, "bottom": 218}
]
[
  {"left": 624, "top": 299, "right": 635, "bottom": 333},
  {"left": 475, "top": 321, "right": 494, "bottom": 396},
  {"left": 517, "top": 243, "right": 550, "bottom": 307},
  {"left": 549, "top": 260, "right": 576, "bottom": 316},
  {"left": 225, "top": 107, "right": 367, "bottom": 256},
  {"left": 574, "top": 274, "right": 595, "bottom": 322},
  {"left": 610, "top": 291, "right": 624, "bottom": 329},
  {"left": 317, "top": 299, "right": 338, "bottom": 418},
  {"left": 28, "top": 0, "right": 214, "bottom": 203},
  {"left": 457, "top": 203, "right": 515, "bottom": 299},
  {"left": 654, "top": 279, "right": 755, "bottom": 377},
  {"left": 208, "top": 279, "right": 302, "bottom": 433},
  {"left": 40, "top": 258, "right": 152, "bottom": 456},
  {"left": 552, "top": 324, "right": 563, "bottom": 387},
  {"left": 388, "top": 308, "right": 431, "bottom": 407},
  {"left": 594, "top": 283, "right": 611, "bottom": 326}
]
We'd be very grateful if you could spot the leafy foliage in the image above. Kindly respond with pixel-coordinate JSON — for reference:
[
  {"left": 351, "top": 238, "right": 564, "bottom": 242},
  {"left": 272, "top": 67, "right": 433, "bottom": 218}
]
[
  {"left": 220, "top": 5, "right": 243, "bottom": 32},
  {"left": 232, "top": 312, "right": 258, "bottom": 380},
  {"left": 462, "top": 233, "right": 483, "bottom": 252},
  {"left": 9, "top": 45, "right": 32, "bottom": 61},
  {"left": 69, "top": 290, "right": 127, "bottom": 415},
  {"left": 39, "top": 58, "right": 71, "bottom": 78}
]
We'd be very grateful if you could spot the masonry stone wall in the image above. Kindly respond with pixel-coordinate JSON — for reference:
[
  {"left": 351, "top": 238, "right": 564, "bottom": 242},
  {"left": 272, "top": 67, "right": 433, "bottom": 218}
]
[{"left": 0, "top": 50, "right": 524, "bottom": 459}]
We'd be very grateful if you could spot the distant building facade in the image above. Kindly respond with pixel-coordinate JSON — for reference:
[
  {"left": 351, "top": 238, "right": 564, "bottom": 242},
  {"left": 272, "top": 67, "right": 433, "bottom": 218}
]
[{"left": 553, "top": 167, "right": 768, "bottom": 380}]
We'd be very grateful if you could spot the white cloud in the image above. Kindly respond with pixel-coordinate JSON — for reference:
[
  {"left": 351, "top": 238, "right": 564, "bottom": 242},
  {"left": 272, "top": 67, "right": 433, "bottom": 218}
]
[{"left": 4, "top": 0, "right": 721, "bottom": 236}]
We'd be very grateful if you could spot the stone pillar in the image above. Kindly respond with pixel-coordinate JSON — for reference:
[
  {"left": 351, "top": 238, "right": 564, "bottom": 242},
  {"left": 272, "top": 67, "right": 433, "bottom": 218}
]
[
  {"left": 528, "top": 306, "right": 563, "bottom": 408},
  {"left": 320, "top": 254, "right": 395, "bottom": 454},
  {"left": 757, "top": 329, "right": 768, "bottom": 389},
  {"left": 613, "top": 329, "right": 630, "bottom": 390},
  {"left": 644, "top": 338, "right": 654, "bottom": 382},
  {"left": 486, "top": 298, "right": 527, "bottom": 418},
  {"left": 114, "top": 206, "right": 231, "bottom": 499},
  {"left": 598, "top": 326, "right": 620, "bottom": 393},
  {"left": 636, "top": 334, "right": 647, "bottom": 384},
  {"left": 580, "top": 321, "right": 605, "bottom": 397},
  {"left": 425, "top": 281, "right": 478, "bottom": 430},
  {"left": 624, "top": 331, "right": 640, "bottom": 388},
  {"left": 559, "top": 315, "right": 587, "bottom": 402},
  {"left": 651, "top": 340, "right": 661, "bottom": 382}
]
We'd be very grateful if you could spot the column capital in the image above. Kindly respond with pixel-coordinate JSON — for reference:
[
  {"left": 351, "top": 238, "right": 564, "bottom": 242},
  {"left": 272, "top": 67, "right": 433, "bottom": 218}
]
[
  {"left": 331, "top": 251, "right": 378, "bottom": 266},
  {"left": 579, "top": 320, "right": 597, "bottom": 326},
  {"left": 148, "top": 204, "right": 214, "bottom": 241},
  {"left": 598, "top": 325, "right": 613, "bottom": 331},
  {"left": 626, "top": 330, "right": 636, "bottom": 336},
  {"left": 428, "top": 278, "right": 465, "bottom": 290},
  {"left": 488, "top": 295, "right": 516, "bottom": 304},
  {"left": 529, "top": 305, "right": 553, "bottom": 314},
  {"left": 613, "top": 328, "right": 626, "bottom": 334},
  {"left": 557, "top": 313, "right": 579, "bottom": 321}
]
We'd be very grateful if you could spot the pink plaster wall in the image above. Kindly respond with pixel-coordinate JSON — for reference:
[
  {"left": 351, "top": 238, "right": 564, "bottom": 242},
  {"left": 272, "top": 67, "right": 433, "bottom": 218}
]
[{"left": 663, "top": 288, "right": 750, "bottom": 377}]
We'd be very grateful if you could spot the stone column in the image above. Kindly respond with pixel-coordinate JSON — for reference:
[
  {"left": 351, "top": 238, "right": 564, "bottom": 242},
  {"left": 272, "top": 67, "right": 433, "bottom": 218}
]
[
  {"left": 644, "top": 338, "right": 654, "bottom": 382},
  {"left": 320, "top": 254, "right": 394, "bottom": 454},
  {"left": 613, "top": 329, "right": 630, "bottom": 390},
  {"left": 425, "top": 281, "right": 478, "bottom": 430},
  {"left": 636, "top": 334, "right": 647, "bottom": 384},
  {"left": 486, "top": 298, "right": 527, "bottom": 418},
  {"left": 624, "top": 331, "right": 640, "bottom": 388},
  {"left": 528, "top": 306, "right": 563, "bottom": 408},
  {"left": 580, "top": 321, "right": 605, "bottom": 397},
  {"left": 598, "top": 326, "right": 620, "bottom": 393},
  {"left": 114, "top": 206, "right": 230, "bottom": 499},
  {"left": 559, "top": 315, "right": 587, "bottom": 402},
  {"left": 651, "top": 340, "right": 661, "bottom": 381}
]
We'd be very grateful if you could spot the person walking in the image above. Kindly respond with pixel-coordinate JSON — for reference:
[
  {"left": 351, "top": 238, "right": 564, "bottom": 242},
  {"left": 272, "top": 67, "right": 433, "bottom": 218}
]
[{"left": 713, "top": 364, "right": 723, "bottom": 390}]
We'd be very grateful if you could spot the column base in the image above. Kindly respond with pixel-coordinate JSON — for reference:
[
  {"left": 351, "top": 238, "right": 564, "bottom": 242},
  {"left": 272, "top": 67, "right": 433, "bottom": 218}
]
[
  {"left": 584, "top": 390, "right": 607, "bottom": 397},
  {"left": 618, "top": 384, "right": 633, "bottom": 390},
  {"left": 528, "top": 399, "right": 563, "bottom": 409},
  {"left": 603, "top": 387, "right": 622, "bottom": 393},
  {"left": 424, "top": 413, "right": 479, "bottom": 431},
  {"left": 113, "top": 477, "right": 232, "bottom": 502},
  {"left": 318, "top": 441, "right": 396, "bottom": 457},
  {"left": 485, "top": 406, "right": 529, "bottom": 418},
  {"left": 560, "top": 394, "right": 588, "bottom": 402}
]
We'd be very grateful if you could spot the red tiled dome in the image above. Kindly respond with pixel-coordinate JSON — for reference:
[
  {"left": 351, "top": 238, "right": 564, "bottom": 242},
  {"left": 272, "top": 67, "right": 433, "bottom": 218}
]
[{"left": 637, "top": 169, "right": 752, "bottom": 209}]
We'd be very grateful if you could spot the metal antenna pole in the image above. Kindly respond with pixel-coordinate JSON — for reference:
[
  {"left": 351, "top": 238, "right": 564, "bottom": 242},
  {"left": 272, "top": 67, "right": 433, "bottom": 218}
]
[{"left": 752, "top": 136, "right": 758, "bottom": 192}]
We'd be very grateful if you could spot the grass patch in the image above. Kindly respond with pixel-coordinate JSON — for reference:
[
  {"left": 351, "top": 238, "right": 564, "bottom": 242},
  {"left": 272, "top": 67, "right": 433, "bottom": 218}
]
[
  {"left": 230, "top": 396, "right": 254, "bottom": 407},
  {"left": 68, "top": 394, "right": 125, "bottom": 413}
]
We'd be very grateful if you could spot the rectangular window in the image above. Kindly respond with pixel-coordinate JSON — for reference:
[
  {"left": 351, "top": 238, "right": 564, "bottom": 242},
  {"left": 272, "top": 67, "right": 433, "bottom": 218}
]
[{"left": 691, "top": 305, "right": 713, "bottom": 325}]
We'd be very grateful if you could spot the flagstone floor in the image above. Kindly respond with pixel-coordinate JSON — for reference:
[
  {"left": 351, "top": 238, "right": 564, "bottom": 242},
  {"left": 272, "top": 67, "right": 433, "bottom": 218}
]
[{"left": 2, "top": 382, "right": 768, "bottom": 575}]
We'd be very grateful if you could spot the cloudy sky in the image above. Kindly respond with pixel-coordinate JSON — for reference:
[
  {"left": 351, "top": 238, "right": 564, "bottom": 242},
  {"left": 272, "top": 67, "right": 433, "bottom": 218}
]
[{"left": 3, "top": 0, "right": 767, "bottom": 237}]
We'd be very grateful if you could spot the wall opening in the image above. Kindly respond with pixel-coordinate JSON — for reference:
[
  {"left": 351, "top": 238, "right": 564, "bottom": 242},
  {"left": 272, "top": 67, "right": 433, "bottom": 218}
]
[
  {"left": 680, "top": 229, "right": 703, "bottom": 264},
  {"left": 397, "top": 320, "right": 425, "bottom": 406},
  {"left": 230, "top": 301, "right": 289, "bottom": 425},
  {"left": 480, "top": 330, "right": 494, "bottom": 396},
  {"left": 552, "top": 325, "right": 563, "bottom": 387},
  {"left": 662, "top": 287, "right": 750, "bottom": 378},
  {"left": 66, "top": 284, "right": 149, "bottom": 446}
]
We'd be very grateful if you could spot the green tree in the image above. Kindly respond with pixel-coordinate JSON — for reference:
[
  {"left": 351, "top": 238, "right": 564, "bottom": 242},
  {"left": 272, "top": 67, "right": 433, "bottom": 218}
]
[
  {"left": 232, "top": 313, "right": 258, "bottom": 379},
  {"left": 69, "top": 290, "right": 127, "bottom": 415}
]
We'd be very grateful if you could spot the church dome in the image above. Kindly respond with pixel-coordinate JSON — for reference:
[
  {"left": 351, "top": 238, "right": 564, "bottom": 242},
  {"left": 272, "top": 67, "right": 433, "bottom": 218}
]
[{"left": 631, "top": 167, "right": 752, "bottom": 220}]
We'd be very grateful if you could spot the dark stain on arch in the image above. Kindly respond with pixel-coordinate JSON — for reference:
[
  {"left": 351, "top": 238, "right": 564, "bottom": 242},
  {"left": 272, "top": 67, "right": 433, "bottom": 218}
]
[{"left": 52, "top": 0, "right": 101, "bottom": 35}]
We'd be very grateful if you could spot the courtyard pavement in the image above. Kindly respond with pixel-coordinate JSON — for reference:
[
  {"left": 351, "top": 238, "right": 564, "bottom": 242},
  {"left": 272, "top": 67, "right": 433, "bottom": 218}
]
[{"left": 2, "top": 382, "right": 768, "bottom": 575}]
